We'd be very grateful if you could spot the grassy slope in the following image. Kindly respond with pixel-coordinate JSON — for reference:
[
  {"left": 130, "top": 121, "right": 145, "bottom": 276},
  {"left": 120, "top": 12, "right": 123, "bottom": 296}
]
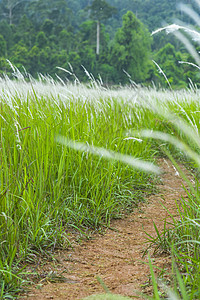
[{"left": 1, "top": 77, "right": 200, "bottom": 298}]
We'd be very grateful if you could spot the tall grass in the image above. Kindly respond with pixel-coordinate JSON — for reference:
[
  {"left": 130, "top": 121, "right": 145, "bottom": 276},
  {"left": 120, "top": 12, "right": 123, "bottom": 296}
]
[
  {"left": 135, "top": 114, "right": 200, "bottom": 299},
  {"left": 1, "top": 66, "right": 200, "bottom": 298},
  {"left": 0, "top": 73, "right": 163, "bottom": 297},
  {"left": 59, "top": 89, "right": 200, "bottom": 299}
]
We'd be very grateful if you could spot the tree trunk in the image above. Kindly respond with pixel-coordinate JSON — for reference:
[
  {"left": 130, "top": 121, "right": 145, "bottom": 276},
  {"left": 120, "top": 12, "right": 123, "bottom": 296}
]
[
  {"left": 96, "top": 20, "right": 100, "bottom": 55},
  {"left": 9, "top": 7, "right": 12, "bottom": 25}
]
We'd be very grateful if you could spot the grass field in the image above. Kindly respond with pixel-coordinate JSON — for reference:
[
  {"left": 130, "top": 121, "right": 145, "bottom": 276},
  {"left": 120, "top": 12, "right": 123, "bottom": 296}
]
[{"left": 1, "top": 74, "right": 200, "bottom": 298}]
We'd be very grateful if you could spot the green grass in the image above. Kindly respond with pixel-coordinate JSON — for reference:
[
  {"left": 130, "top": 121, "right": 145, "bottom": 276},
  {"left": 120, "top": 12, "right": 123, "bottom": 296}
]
[
  {"left": 1, "top": 75, "right": 200, "bottom": 298},
  {"left": 0, "top": 77, "right": 160, "bottom": 297}
]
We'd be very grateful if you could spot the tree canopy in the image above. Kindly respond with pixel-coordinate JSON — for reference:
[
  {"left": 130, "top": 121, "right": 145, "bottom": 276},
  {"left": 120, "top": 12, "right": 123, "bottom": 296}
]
[
  {"left": 88, "top": 0, "right": 117, "bottom": 22},
  {"left": 110, "top": 11, "right": 152, "bottom": 83}
]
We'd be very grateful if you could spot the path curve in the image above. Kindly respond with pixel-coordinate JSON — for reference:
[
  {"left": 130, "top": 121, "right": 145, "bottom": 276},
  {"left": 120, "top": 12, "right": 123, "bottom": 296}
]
[{"left": 23, "top": 159, "right": 191, "bottom": 299}]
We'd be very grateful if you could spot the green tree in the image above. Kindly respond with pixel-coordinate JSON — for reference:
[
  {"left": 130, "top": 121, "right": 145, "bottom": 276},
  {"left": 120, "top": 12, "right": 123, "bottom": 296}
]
[
  {"left": 11, "top": 43, "right": 29, "bottom": 69},
  {"left": 153, "top": 43, "right": 189, "bottom": 88},
  {"left": 87, "top": 0, "right": 116, "bottom": 55},
  {"left": 78, "top": 43, "right": 96, "bottom": 76},
  {"left": 77, "top": 20, "right": 110, "bottom": 78},
  {"left": 58, "top": 27, "right": 74, "bottom": 52},
  {"left": 36, "top": 31, "right": 48, "bottom": 48},
  {"left": 56, "top": 49, "right": 68, "bottom": 67},
  {"left": 67, "top": 51, "right": 82, "bottom": 78},
  {"left": 1, "top": 0, "right": 28, "bottom": 25},
  {"left": 0, "top": 57, "right": 10, "bottom": 75},
  {"left": 42, "top": 19, "right": 54, "bottom": 35},
  {"left": 110, "top": 11, "right": 152, "bottom": 84},
  {"left": 27, "top": 0, "right": 72, "bottom": 26},
  {"left": 79, "top": 20, "right": 96, "bottom": 46},
  {"left": 0, "top": 34, "right": 7, "bottom": 56},
  {"left": 0, "top": 20, "right": 14, "bottom": 51},
  {"left": 28, "top": 45, "right": 40, "bottom": 75},
  {"left": 15, "top": 15, "right": 35, "bottom": 48},
  {"left": 39, "top": 46, "right": 53, "bottom": 73}
]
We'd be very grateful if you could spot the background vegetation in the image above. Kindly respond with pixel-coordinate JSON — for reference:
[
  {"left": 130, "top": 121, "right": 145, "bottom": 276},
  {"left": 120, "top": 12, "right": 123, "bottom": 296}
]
[{"left": 0, "top": 0, "right": 198, "bottom": 87}]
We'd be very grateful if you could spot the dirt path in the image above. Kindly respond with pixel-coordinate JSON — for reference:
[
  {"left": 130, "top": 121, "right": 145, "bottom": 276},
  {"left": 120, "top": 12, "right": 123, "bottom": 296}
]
[{"left": 23, "top": 159, "right": 192, "bottom": 299}]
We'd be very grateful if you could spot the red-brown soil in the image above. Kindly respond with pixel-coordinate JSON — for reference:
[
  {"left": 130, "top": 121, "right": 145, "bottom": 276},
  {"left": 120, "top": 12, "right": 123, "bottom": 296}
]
[{"left": 22, "top": 158, "right": 192, "bottom": 299}]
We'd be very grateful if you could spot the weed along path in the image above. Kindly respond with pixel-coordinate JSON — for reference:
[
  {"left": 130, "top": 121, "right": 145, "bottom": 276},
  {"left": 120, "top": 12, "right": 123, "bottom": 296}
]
[{"left": 24, "top": 159, "right": 191, "bottom": 300}]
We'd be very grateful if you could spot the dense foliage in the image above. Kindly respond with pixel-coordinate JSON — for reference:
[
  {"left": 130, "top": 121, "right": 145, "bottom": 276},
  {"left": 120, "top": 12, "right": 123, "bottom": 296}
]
[{"left": 0, "top": 0, "right": 198, "bottom": 87}]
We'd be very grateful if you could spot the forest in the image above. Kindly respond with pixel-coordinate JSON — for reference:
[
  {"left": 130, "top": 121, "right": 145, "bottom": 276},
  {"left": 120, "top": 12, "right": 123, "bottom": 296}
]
[{"left": 0, "top": 0, "right": 199, "bottom": 87}]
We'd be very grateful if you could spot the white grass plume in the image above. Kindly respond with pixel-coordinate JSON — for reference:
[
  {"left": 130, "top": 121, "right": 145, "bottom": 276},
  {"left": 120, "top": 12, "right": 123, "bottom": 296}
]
[
  {"left": 56, "top": 136, "right": 160, "bottom": 174},
  {"left": 152, "top": 23, "right": 200, "bottom": 64},
  {"left": 152, "top": 60, "right": 172, "bottom": 90},
  {"left": 152, "top": 1, "right": 200, "bottom": 66},
  {"left": 178, "top": 3, "right": 200, "bottom": 27},
  {"left": 130, "top": 129, "right": 200, "bottom": 167},
  {"left": 152, "top": 24, "right": 200, "bottom": 42}
]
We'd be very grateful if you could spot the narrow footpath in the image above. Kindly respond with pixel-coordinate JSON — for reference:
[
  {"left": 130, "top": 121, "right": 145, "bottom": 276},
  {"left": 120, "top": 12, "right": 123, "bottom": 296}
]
[{"left": 23, "top": 159, "right": 192, "bottom": 299}]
